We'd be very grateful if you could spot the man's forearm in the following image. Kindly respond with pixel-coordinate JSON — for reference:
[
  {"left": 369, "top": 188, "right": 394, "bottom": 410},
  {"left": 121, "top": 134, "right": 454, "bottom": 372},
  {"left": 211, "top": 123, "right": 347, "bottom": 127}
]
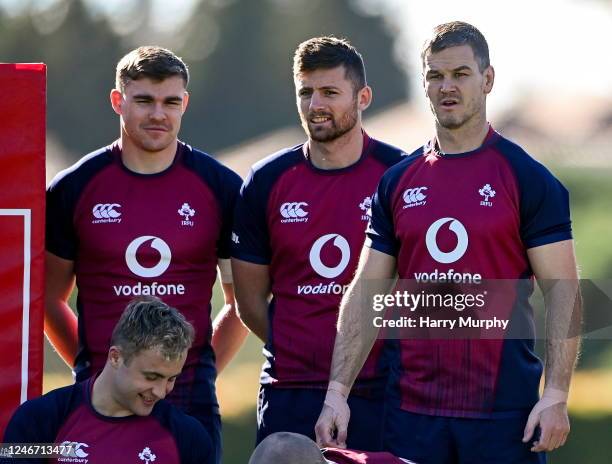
[
  {"left": 44, "top": 301, "right": 78, "bottom": 366},
  {"left": 212, "top": 303, "right": 249, "bottom": 373},
  {"left": 237, "top": 302, "right": 268, "bottom": 342},
  {"left": 544, "top": 279, "right": 582, "bottom": 391},
  {"left": 329, "top": 277, "right": 392, "bottom": 389}
]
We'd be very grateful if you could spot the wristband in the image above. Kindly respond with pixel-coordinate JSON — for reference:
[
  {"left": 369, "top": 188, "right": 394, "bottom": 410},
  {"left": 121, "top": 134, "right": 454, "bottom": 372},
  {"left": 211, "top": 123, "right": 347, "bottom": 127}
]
[
  {"left": 328, "top": 380, "right": 350, "bottom": 398},
  {"left": 542, "top": 386, "right": 569, "bottom": 402}
]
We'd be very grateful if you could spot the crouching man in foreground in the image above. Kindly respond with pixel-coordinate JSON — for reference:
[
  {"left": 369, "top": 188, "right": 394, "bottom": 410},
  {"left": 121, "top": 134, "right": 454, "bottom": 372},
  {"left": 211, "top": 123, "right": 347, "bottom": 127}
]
[{"left": 2, "top": 297, "right": 212, "bottom": 464}]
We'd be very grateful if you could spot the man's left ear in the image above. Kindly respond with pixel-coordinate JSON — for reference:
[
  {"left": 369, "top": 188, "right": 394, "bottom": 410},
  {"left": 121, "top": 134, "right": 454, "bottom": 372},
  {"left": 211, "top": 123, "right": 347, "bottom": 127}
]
[
  {"left": 358, "top": 85, "right": 373, "bottom": 111},
  {"left": 109, "top": 346, "right": 122, "bottom": 368},
  {"left": 484, "top": 66, "right": 495, "bottom": 94},
  {"left": 182, "top": 91, "right": 190, "bottom": 113}
]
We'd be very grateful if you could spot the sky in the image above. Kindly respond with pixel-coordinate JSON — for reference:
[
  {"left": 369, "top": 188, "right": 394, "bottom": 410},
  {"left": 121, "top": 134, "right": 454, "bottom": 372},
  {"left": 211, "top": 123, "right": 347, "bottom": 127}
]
[
  {"left": 356, "top": 0, "right": 612, "bottom": 111},
  {"left": 2, "top": 0, "right": 611, "bottom": 112}
]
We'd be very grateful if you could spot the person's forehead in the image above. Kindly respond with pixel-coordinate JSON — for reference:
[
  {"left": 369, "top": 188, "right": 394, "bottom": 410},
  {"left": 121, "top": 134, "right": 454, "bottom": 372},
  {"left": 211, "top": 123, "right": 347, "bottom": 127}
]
[
  {"left": 130, "top": 347, "right": 184, "bottom": 368},
  {"left": 124, "top": 75, "right": 186, "bottom": 94},
  {"left": 295, "top": 66, "right": 350, "bottom": 88},
  {"left": 423, "top": 44, "right": 478, "bottom": 70}
]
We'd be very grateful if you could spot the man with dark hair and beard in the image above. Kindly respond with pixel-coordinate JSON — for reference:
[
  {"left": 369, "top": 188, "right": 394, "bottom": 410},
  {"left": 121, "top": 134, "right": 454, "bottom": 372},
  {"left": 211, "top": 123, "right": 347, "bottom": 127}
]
[{"left": 231, "top": 36, "right": 405, "bottom": 450}]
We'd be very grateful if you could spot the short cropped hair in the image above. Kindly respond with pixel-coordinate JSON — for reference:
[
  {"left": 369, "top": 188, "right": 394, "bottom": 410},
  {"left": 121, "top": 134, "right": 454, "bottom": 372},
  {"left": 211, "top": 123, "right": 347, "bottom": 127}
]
[
  {"left": 421, "top": 21, "right": 490, "bottom": 72},
  {"left": 293, "top": 36, "right": 366, "bottom": 92},
  {"left": 110, "top": 297, "right": 194, "bottom": 363},
  {"left": 115, "top": 46, "right": 189, "bottom": 92},
  {"left": 248, "top": 432, "right": 326, "bottom": 464}
]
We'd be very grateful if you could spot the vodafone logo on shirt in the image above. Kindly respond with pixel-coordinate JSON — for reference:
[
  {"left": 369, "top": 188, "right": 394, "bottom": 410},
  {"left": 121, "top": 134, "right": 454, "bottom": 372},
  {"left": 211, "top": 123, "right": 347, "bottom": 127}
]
[
  {"left": 415, "top": 218, "right": 482, "bottom": 284},
  {"left": 425, "top": 218, "right": 468, "bottom": 264},
  {"left": 125, "top": 236, "right": 171, "bottom": 278},
  {"left": 297, "top": 234, "right": 352, "bottom": 296},
  {"left": 112, "top": 236, "right": 186, "bottom": 297},
  {"left": 297, "top": 234, "right": 351, "bottom": 295},
  {"left": 309, "top": 234, "right": 350, "bottom": 278}
]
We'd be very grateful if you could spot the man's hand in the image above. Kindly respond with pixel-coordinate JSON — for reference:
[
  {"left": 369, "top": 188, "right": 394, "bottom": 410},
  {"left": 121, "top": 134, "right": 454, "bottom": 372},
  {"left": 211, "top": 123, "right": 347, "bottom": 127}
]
[
  {"left": 315, "top": 387, "right": 350, "bottom": 449},
  {"left": 523, "top": 388, "right": 570, "bottom": 452}
]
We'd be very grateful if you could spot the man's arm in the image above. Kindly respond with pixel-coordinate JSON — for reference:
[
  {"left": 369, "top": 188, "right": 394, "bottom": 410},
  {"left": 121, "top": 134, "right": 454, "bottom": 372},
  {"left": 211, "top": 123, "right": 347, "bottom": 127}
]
[
  {"left": 523, "top": 239, "right": 581, "bottom": 452},
  {"left": 315, "top": 246, "right": 396, "bottom": 448},
  {"left": 211, "top": 260, "right": 249, "bottom": 374},
  {"left": 231, "top": 258, "right": 270, "bottom": 342},
  {"left": 44, "top": 252, "right": 78, "bottom": 366}
]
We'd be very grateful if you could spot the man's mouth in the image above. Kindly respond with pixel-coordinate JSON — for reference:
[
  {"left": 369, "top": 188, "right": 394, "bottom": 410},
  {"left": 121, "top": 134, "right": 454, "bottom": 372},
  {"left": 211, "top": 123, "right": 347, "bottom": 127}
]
[
  {"left": 309, "top": 115, "right": 332, "bottom": 124},
  {"left": 440, "top": 99, "right": 459, "bottom": 108},
  {"left": 139, "top": 393, "right": 156, "bottom": 406}
]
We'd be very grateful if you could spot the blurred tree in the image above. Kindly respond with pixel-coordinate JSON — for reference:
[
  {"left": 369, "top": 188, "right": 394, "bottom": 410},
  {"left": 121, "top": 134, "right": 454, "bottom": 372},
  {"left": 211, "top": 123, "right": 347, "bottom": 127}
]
[
  {"left": 178, "top": 0, "right": 408, "bottom": 153},
  {"left": 0, "top": 0, "right": 408, "bottom": 160},
  {"left": 0, "top": 0, "right": 124, "bottom": 155}
]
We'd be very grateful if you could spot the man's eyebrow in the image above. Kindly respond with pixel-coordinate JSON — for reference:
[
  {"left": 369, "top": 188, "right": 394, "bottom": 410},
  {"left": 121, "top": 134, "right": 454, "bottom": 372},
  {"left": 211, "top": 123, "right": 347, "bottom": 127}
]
[
  {"left": 452, "top": 65, "right": 473, "bottom": 72},
  {"left": 164, "top": 96, "right": 183, "bottom": 103}
]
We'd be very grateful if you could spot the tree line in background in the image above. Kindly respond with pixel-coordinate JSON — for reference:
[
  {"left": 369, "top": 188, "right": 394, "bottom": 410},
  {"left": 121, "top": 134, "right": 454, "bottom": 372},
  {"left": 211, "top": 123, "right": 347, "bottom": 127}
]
[{"left": 0, "top": 0, "right": 408, "bottom": 160}]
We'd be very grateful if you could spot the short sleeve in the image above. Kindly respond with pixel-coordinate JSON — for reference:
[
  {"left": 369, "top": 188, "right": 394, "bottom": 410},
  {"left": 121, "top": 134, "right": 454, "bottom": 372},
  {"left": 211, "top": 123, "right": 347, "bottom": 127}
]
[
  {"left": 231, "top": 168, "right": 272, "bottom": 264},
  {"left": 520, "top": 167, "right": 572, "bottom": 248},
  {"left": 215, "top": 168, "right": 242, "bottom": 259},
  {"left": 365, "top": 173, "right": 400, "bottom": 256},
  {"left": 495, "top": 138, "right": 572, "bottom": 249},
  {"left": 46, "top": 176, "right": 78, "bottom": 260}
]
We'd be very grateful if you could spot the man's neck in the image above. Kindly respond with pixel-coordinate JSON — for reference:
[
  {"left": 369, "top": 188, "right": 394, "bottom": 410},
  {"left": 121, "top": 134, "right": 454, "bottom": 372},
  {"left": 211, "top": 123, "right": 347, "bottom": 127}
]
[
  {"left": 308, "top": 125, "right": 364, "bottom": 170},
  {"left": 119, "top": 137, "right": 178, "bottom": 175},
  {"left": 91, "top": 368, "right": 130, "bottom": 417},
  {"left": 435, "top": 116, "right": 490, "bottom": 155}
]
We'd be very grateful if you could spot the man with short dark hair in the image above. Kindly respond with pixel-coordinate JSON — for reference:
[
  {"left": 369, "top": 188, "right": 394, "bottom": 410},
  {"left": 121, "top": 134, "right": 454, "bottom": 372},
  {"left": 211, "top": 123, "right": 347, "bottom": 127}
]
[
  {"left": 231, "top": 36, "right": 405, "bottom": 449},
  {"left": 3, "top": 298, "right": 213, "bottom": 464},
  {"left": 316, "top": 22, "right": 581, "bottom": 463},
  {"left": 44, "top": 46, "right": 246, "bottom": 464}
]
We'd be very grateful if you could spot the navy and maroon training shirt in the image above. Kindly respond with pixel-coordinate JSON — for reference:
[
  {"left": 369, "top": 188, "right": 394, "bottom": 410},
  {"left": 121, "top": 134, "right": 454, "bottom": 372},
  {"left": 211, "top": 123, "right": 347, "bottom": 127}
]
[{"left": 367, "top": 127, "right": 572, "bottom": 417}]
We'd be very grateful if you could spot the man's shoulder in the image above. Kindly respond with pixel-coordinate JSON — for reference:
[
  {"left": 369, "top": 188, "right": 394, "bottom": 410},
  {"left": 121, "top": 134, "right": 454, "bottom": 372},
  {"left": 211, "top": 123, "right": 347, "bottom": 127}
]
[
  {"left": 152, "top": 400, "right": 208, "bottom": 437},
  {"left": 151, "top": 401, "right": 212, "bottom": 460},
  {"left": 378, "top": 144, "right": 425, "bottom": 184},
  {"left": 17, "top": 383, "right": 80, "bottom": 417},
  {"left": 48, "top": 145, "right": 115, "bottom": 192},
  {"left": 490, "top": 132, "right": 562, "bottom": 182},
  {"left": 4, "top": 383, "right": 83, "bottom": 442},
  {"left": 182, "top": 142, "right": 241, "bottom": 186},
  {"left": 240, "top": 144, "right": 304, "bottom": 192},
  {"left": 369, "top": 138, "right": 408, "bottom": 167},
  {"left": 250, "top": 144, "right": 304, "bottom": 176}
]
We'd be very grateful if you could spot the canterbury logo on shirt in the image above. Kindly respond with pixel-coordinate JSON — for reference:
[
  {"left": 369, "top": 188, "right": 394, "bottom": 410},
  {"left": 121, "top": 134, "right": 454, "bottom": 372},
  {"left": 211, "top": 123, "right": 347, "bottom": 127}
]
[{"left": 280, "top": 202, "right": 309, "bottom": 223}]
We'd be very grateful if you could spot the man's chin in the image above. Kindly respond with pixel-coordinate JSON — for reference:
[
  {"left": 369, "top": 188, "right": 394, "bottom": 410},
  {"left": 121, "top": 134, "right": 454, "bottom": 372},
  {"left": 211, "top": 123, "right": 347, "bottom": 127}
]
[{"left": 436, "top": 116, "right": 466, "bottom": 130}]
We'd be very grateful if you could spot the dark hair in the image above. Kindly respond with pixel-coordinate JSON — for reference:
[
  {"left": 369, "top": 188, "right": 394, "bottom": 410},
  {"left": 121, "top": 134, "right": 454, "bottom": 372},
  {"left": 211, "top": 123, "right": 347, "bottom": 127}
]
[
  {"left": 110, "top": 297, "right": 194, "bottom": 363},
  {"left": 293, "top": 36, "right": 366, "bottom": 92},
  {"left": 115, "top": 46, "right": 189, "bottom": 91},
  {"left": 421, "top": 21, "right": 490, "bottom": 72}
]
